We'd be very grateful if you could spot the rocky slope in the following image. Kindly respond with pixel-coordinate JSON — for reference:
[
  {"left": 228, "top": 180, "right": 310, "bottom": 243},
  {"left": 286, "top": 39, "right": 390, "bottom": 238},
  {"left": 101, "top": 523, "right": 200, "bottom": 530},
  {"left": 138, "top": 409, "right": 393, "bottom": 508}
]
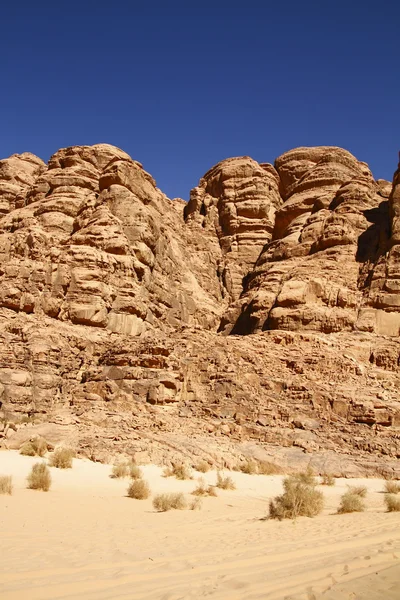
[{"left": 1, "top": 144, "right": 400, "bottom": 476}]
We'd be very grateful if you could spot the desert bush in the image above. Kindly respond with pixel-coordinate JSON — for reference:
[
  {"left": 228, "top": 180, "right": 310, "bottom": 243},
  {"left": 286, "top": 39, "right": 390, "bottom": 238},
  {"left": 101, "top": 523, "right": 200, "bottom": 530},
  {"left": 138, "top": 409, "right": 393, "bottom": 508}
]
[
  {"left": 49, "top": 447, "right": 75, "bottom": 469},
  {"left": 384, "top": 480, "right": 400, "bottom": 494},
  {"left": 153, "top": 492, "right": 187, "bottom": 512},
  {"left": 293, "top": 466, "right": 316, "bottom": 486},
  {"left": 19, "top": 437, "right": 47, "bottom": 457},
  {"left": 127, "top": 479, "right": 150, "bottom": 500},
  {"left": 111, "top": 462, "right": 129, "bottom": 478},
  {"left": 269, "top": 476, "right": 324, "bottom": 520},
  {"left": 347, "top": 485, "right": 367, "bottom": 498},
  {"left": 190, "top": 497, "right": 203, "bottom": 510},
  {"left": 0, "top": 475, "right": 12, "bottom": 495},
  {"left": 240, "top": 460, "right": 258, "bottom": 475},
  {"left": 163, "top": 463, "right": 192, "bottom": 480},
  {"left": 257, "top": 460, "right": 283, "bottom": 475},
  {"left": 337, "top": 491, "right": 365, "bottom": 513},
  {"left": 384, "top": 494, "right": 400, "bottom": 512},
  {"left": 27, "top": 462, "right": 51, "bottom": 491},
  {"left": 129, "top": 465, "right": 143, "bottom": 480},
  {"left": 321, "top": 474, "right": 335, "bottom": 486},
  {"left": 216, "top": 472, "right": 236, "bottom": 490},
  {"left": 194, "top": 460, "right": 210, "bottom": 473},
  {"left": 192, "top": 478, "right": 217, "bottom": 497}
]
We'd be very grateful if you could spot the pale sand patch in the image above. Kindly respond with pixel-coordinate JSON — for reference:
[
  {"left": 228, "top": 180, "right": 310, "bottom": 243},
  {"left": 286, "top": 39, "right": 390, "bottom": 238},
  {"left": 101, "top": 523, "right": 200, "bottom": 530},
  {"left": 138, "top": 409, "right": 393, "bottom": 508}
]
[{"left": 0, "top": 450, "right": 399, "bottom": 599}]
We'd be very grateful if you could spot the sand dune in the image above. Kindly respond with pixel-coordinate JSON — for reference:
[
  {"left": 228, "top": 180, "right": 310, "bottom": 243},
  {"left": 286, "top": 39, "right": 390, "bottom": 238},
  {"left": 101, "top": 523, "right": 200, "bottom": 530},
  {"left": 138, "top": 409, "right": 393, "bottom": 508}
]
[{"left": 0, "top": 451, "right": 399, "bottom": 599}]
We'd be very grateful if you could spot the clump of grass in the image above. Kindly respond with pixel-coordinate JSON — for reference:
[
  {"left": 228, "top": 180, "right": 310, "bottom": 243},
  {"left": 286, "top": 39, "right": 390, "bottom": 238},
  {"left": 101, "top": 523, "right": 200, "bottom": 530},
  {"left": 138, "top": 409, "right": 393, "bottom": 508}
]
[
  {"left": 347, "top": 485, "right": 367, "bottom": 498},
  {"left": 384, "top": 494, "right": 400, "bottom": 512},
  {"left": 240, "top": 460, "right": 258, "bottom": 475},
  {"left": 49, "top": 447, "right": 75, "bottom": 469},
  {"left": 19, "top": 437, "right": 48, "bottom": 457},
  {"left": 129, "top": 465, "right": 143, "bottom": 480},
  {"left": 27, "top": 462, "right": 51, "bottom": 491},
  {"left": 163, "top": 463, "right": 192, "bottom": 480},
  {"left": 257, "top": 460, "right": 283, "bottom": 475},
  {"left": 192, "top": 478, "right": 217, "bottom": 497},
  {"left": 194, "top": 460, "right": 210, "bottom": 473},
  {"left": 0, "top": 475, "right": 12, "bottom": 495},
  {"left": 337, "top": 491, "right": 365, "bottom": 514},
  {"left": 293, "top": 466, "right": 316, "bottom": 486},
  {"left": 321, "top": 474, "right": 335, "bottom": 486},
  {"left": 190, "top": 497, "right": 203, "bottom": 511},
  {"left": 216, "top": 472, "right": 236, "bottom": 490},
  {"left": 111, "top": 462, "right": 129, "bottom": 478},
  {"left": 127, "top": 479, "right": 151, "bottom": 500},
  {"left": 384, "top": 480, "right": 400, "bottom": 494},
  {"left": 153, "top": 492, "right": 187, "bottom": 512},
  {"left": 269, "top": 476, "right": 324, "bottom": 520}
]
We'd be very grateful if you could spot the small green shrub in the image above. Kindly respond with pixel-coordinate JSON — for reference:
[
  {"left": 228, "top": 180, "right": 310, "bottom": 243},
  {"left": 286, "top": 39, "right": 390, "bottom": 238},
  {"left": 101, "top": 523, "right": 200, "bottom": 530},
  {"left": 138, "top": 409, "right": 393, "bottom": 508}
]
[
  {"left": 337, "top": 491, "right": 365, "bottom": 513},
  {"left": 127, "top": 479, "right": 150, "bottom": 500},
  {"left": 384, "top": 494, "right": 400, "bottom": 512},
  {"left": 216, "top": 472, "right": 236, "bottom": 490},
  {"left": 0, "top": 475, "right": 12, "bottom": 495},
  {"left": 269, "top": 476, "right": 324, "bottom": 520},
  {"left": 27, "top": 463, "right": 51, "bottom": 492},
  {"left": 321, "top": 474, "right": 335, "bottom": 486},
  {"left": 153, "top": 492, "right": 187, "bottom": 512},
  {"left": 347, "top": 485, "right": 367, "bottom": 498},
  {"left": 192, "top": 478, "right": 217, "bottom": 497},
  {"left": 19, "top": 441, "right": 36, "bottom": 456},
  {"left": 49, "top": 447, "right": 75, "bottom": 469},
  {"left": 384, "top": 480, "right": 400, "bottom": 494}
]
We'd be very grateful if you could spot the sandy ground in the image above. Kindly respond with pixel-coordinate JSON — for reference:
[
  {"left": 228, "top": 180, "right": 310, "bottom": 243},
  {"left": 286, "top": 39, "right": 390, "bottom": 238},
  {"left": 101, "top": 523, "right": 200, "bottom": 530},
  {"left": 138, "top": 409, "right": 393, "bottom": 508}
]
[{"left": 0, "top": 451, "right": 399, "bottom": 600}]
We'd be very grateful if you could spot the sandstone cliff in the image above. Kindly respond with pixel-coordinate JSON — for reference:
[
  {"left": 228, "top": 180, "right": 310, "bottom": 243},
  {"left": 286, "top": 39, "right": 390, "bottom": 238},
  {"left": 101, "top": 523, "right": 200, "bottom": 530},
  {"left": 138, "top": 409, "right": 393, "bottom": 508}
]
[{"left": 1, "top": 144, "right": 400, "bottom": 476}]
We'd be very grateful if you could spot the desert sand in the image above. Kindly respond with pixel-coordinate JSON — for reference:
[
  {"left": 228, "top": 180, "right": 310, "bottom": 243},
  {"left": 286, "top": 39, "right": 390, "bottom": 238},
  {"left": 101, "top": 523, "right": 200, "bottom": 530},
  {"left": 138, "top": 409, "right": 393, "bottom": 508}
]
[{"left": 0, "top": 451, "right": 399, "bottom": 600}]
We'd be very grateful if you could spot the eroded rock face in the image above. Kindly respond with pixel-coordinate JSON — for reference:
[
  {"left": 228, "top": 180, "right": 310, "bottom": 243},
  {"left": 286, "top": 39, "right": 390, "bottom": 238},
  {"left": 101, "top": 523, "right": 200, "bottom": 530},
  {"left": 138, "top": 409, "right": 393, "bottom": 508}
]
[
  {"left": 185, "top": 157, "right": 282, "bottom": 301},
  {"left": 1, "top": 143, "right": 400, "bottom": 475},
  {"left": 226, "top": 147, "right": 393, "bottom": 335}
]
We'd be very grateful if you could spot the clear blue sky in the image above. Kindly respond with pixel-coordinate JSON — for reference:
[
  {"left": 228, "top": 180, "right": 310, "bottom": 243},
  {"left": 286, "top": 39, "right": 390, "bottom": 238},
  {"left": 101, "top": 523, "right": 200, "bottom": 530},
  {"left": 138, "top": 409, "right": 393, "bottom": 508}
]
[{"left": 1, "top": 1, "right": 399, "bottom": 199}]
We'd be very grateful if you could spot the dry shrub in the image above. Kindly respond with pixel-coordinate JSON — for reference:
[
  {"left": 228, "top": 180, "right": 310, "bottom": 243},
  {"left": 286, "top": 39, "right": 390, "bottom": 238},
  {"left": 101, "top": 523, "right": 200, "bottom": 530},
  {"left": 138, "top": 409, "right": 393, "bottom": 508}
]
[
  {"left": 347, "top": 485, "right": 367, "bottom": 498},
  {"left": 192, "top": 478, "right": 217, "bottom": 497},
  {"left": 127, "top": 479, "right": 150, "bottom": 500},
  {"left": 240, "top": 460, "right": 258, "bottom": 475},
  {"left": 384, "top": 480, "right": 400, "bottom": 494},
  {"left": 20, "top": 437, "right": 47, "bottom": 457},
  {"left": 293, "top": 466, "right": 316, "bottom": 486},
  {"left": 269, "top": 476, "right": 324, "bottom": 520},
  {"left": 337, "top": 491, "right": 365, "bottom": 513},
  {"left": 27, "top": 462, "right": 51, "bottom": 491},
  {"left": 384, "top": 494, "right": 400, "bottom": 512},
  {"left": 194, "top": 460, "right": 210, "bottom": 473},
  {"left": 0, "top": 475, "right": 12, "bottom": 495},
  {"left": 163, "top": 463, "right": 192, "bottom": 480},
  {"left": 111, "top": 462, "right": 129, "bottom": 478},
  {"left": 190, "top": 496, "right": 203, "bottom": 511},
  {"left": 216, "top": 472, "right": 236, "bottom": 490},
  {"left": 321, "top": 474, "right": 335, "bottom": 486},
  {"left": 49, "top": 447, "right": 75, "bottom": 469},
  {"left": 129, "top": 465, "right": 143, "bottom": 480},
  {"left": 153, "top": 492, "right": 187, "bottom": 512},
  {"left": 257, "top": 460, "right": 283, "bottom": 476}
]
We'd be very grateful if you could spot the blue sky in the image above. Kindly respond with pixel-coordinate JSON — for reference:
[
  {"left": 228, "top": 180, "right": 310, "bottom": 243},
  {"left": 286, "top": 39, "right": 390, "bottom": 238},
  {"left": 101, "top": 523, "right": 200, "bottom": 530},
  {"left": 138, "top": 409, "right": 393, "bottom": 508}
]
[{"left": 1, "top": 1, "right": 399, "bottom": 199}]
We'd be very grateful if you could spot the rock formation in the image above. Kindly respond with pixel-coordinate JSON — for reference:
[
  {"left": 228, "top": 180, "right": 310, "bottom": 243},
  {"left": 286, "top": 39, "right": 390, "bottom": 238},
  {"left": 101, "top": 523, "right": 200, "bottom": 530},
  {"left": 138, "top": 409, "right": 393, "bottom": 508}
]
[{"left": 1, "top": 143, "right": 400, "bottom": 476}]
